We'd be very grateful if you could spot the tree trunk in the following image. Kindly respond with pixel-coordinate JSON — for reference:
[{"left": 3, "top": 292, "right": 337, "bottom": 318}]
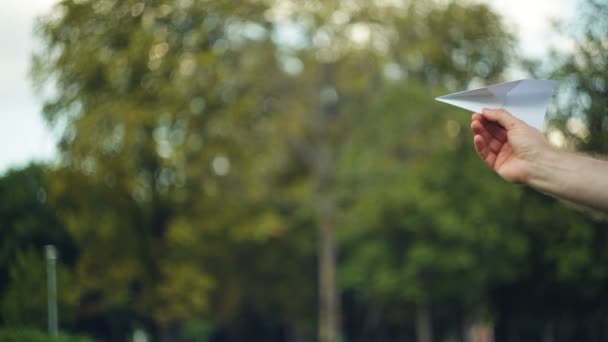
[
  {"left": 318, "top": 192, "right": 338, "bottom": 342},
  {"left": 603, "top": 316, "right": 608, "bottom": 342},
  {"left": 507, "top": 315, "right": 519, "bottom": 342},
  {"left": 315, "top": 62, "right": 340, "bottom": 342},
  {"left": 543, "top": 320, "right": 555, "bottom": 342},
  {"left": 585, "top": 316, "right": 599, "bottom": 342},
  {"left": 416, "top": 303, "right": 433, "bottom": 342},
  {"left": 158, "top": 323, "right": 178, "bottom": 342},
  {"left": 461, "top": 311, "right": 474, "bottom": 342}
]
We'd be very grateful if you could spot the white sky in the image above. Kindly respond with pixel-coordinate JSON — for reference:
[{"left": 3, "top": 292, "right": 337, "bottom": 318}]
[
  {"left": 0, "top": 0, "right": 58, "bottom": 174},
  {"left": 0, "top": 0, "right": 578, "bottom": 175},
  {"left": 481, "top": 0, "right": 578, "bottom": 60}
]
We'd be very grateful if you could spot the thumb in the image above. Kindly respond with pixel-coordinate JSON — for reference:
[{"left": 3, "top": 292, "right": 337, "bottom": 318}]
[{"left": 481, "top": 108, "right": 520, "bottom": 129}]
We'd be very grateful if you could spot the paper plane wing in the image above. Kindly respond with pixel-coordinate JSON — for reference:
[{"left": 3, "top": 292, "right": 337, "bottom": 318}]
[{"left": 436, "top": 79, "right": 559, "bottom": 130}]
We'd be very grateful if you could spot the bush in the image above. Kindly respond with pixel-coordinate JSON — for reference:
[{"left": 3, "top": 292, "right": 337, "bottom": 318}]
[{"left": 0, "top": 327, "right": 93, "bottom": 342}]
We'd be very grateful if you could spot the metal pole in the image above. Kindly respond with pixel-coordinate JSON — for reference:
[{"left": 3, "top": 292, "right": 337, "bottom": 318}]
[{"left": 45, "top": 245, "right": 58, "bottom": 338}]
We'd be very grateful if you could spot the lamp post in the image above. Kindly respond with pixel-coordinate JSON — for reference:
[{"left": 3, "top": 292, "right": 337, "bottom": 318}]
[{"left": 45, "top": 245, "right": 58, "bottom": 338}]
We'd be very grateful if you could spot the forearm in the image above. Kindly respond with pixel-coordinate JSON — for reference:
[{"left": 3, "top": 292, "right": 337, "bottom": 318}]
[{"left": 526, "top": 149, "right": 608, "bottom": 212}]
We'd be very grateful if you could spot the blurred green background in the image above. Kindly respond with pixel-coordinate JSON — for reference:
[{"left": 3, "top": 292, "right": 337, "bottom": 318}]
[{"left": 1, "top": 0, "right": 608, "bottom": 341}]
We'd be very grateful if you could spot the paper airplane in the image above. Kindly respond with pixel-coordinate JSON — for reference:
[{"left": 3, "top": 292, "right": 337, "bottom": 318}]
[{"left": 436, "top": 79, "right": 559, "bottom": 130}]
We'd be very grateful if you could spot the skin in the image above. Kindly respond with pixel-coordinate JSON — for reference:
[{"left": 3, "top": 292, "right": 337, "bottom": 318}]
[{"left": 471, "top": 108, "right": 608, "bottom": 213}]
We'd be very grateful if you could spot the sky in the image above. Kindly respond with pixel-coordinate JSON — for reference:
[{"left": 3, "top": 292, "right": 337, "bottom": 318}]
[
  {"left": 0, "top": 0, "right": 578, "bottom": 175},
  {"left": 0, "top": 0, "right": 58, "bottom": 175}
]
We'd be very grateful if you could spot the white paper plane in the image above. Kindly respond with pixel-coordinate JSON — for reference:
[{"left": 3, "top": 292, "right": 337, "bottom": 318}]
[{"left": 436, "top": 79, "right": 559, "bottom": 130}]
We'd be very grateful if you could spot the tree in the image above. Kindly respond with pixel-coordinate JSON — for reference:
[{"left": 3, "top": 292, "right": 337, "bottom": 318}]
[
  {"left": 497, "top": 1, "right": 608, "bottom": 339},
  {"left": 1, "top": 248, "right": 77, "bottom": 330},
  {"left": 489, "top": 186, "right": 608, "bottom": 342},
  {"left": 548, "top": 0, "right": 608, "bottom": 153},
  {"left": 337, "top": 81, "right": 528, "bottom": 342},
  {"left": 0, "top": 164, "right": 78, "bottom": 329},
  {"left": 34, "top": 0, "right": 283, "bottom": 339},
  {"left": 265, "top": 1, "right": 514, "bottom": 340},
  {"left": 33, "top": 0, "right": 515, "bottom": 340}
]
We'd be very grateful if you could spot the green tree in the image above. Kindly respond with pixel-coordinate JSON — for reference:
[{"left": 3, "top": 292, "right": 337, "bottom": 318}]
[
  {"left": 497, "top": 1, "right": 608, "bottom": 339},
  {"left": 548, "top": 0, "right": 608, "bottom": 153},
  {"left": 0, "top": 164, "right": 78, "bottom": 328},
  {"left": 265, "top": 1, "right": 514, "bottom": 340},
  {"left": 34, "top": 0, "right": 282, "bottom": 339},
  {"left": 488, "top": 187, "right": 608, "bottom": 342},
  {"left": 0, "top": 248, "right": 49, "bottom": 329},
  {"left": 33, "top": 0, "right": 515, "bottom": 341},
  {"left": 337, "top": 81, "right": 529, "bottom": 341},
  {"left": 1, "top": 248, "right": 77, "bottom": 330}
]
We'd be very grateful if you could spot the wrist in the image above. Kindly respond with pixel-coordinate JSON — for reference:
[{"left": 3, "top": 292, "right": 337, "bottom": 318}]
[{"left": 524, "top": 146, "right": 563, "bottom": 189}]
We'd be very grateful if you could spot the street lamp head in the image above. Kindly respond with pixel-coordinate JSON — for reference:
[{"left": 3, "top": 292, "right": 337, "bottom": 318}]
[{"left": 45, "top": 245, "right": 57, "bottom": 261}]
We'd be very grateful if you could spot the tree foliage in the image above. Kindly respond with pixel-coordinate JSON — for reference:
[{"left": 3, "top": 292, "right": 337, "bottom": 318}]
[
  {"left": 548, "top": 0, "right": 608, "bottom": 153},
  {"left": 0, "top": 164, "right": 78, "bottom": 329},
  {"left": 8, "top": 0, "right": 605, "bottom": 341}
]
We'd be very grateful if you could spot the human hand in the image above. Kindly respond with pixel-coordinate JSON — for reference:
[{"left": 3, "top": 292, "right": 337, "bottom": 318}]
[{"left": 470, "top": 108, "right": 554, "bottom": 183}]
